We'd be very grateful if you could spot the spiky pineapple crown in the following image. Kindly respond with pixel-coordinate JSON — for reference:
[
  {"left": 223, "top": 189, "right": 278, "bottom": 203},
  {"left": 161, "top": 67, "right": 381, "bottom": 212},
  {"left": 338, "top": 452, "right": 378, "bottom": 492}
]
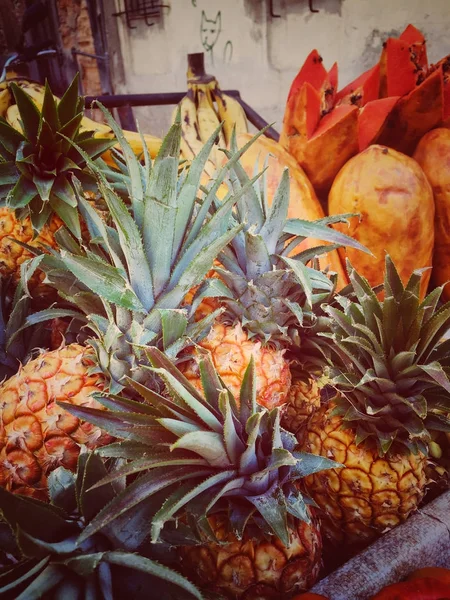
[
  {"left": 59, "top": 347, "right": 340, "bottom": 548},
  {"left": 23, "top": 108, "right": 266, "bottom": 393},
  {"left": 194, "top": 131, "right": 369, "bottom": 359},
  {"left": 0, "top": 448, "right": 203, "bottom": 599},
  {"left": 0, "top": 75, "right": 115, "bottom": 238},
  {"left": 323, "top": 255, "right": 450, "bottom": 456},
  {"left": 0, "top": 277, "right": 81, "bottom": 379},
  {"left": 0, "top": 278, "right": 37, "bottom": 378}
]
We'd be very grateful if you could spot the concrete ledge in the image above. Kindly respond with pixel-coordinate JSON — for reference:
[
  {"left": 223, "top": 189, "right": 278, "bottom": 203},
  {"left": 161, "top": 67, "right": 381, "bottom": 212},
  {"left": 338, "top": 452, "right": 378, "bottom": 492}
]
[{"left": 310, "top": 491, "right": 450, "bottom": 600}]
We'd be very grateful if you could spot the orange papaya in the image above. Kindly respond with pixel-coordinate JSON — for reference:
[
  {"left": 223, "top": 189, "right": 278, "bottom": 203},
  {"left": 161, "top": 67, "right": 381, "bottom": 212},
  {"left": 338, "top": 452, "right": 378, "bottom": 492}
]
[
  {"left": 285, "top": 104, "right": 359, "bottom": 194},
  {"left": 328, "top": 145, "right": 434, "bottom": 298},
  {"left": 407, "top": 567, "right": 450, "bottom": 586},
  {"left": 282, "top": 82, "right": 322, "bottom": 141},
  {"left": 413, "top": 128, "right": 450, "bottom": 300},
  {"left": 371, "top": 578, "right": 450, "bottom": 600},
  {"left": 428, "top": 55, "right": 450, "bottom": 125}
]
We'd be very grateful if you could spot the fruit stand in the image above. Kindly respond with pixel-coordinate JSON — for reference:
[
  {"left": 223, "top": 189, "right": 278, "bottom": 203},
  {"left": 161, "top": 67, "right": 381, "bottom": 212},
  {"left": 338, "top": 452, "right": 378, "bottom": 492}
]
[{"left": 0, "top": 16, "right": 449, "bottom": 600}]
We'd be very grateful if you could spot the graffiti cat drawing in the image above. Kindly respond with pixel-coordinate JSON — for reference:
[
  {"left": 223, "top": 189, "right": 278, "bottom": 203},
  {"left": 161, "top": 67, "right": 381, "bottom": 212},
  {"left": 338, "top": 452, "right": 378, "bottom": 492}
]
[{"left": 200, "top": 10, "right": 221, "bottom": 52}]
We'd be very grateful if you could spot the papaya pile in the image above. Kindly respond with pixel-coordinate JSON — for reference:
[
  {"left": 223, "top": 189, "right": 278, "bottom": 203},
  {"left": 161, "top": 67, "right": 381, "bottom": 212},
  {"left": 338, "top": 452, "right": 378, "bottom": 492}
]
[
  {"left": 281, "top": 24, "right": 449, "bottom": 195},
  {"left": 279, "top": 23, "right": 450, "bottom": 297}
]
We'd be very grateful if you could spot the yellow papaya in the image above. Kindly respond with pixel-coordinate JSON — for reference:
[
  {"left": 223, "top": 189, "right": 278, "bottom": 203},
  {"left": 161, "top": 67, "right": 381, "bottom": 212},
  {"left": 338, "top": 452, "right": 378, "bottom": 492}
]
[
  {"left": 328, "top": 145, "right": 434, "bottom": 298},
  {"left": 414, "top": 128, "right": 450, "bottom": 300}
]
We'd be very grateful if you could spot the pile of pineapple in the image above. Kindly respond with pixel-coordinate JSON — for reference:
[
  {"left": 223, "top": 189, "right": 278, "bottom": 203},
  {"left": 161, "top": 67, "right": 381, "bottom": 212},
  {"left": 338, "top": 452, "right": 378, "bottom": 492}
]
[{"left": 0, "top": 77, "right": 449, "bottom": 600}]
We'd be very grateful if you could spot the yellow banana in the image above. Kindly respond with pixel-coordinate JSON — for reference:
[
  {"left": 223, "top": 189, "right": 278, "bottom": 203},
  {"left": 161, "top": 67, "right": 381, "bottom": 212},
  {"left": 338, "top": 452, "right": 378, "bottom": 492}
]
[
  {"left": 195, "top": 83, "right": 226, "bottom": 166},
  {"left": 195, "top": 83, "right": 224, "bottom": 145},
  {"left": 15, "top": 80, "right": 46, "bottom": 95},
  {"left": 121, "top": 130, "right": 162, "bottom": 158},
  {"left": 0, "top": 88, "right": 11, "bottom": 119},
  {"left": 176, "top": 92, "right": 204, "bottom": 161},
  {"left": 6, "top": 104, "right": 22, "bottom": 132},
  {"left": 2, "top": 77, "right": 163, "bottom": 164},
  {"left": 13, "top": 79, "right": 110, "bottom": 136},
  {"left": 80, "top": 113, "right": 112, "bottom": 136},
  {"left": 213, "top": 86, "right": 248, "bottom": 146},
  {"left": 12, "top": 79, "right": 46, "bottom": 108},
  {"left": 99, "top": 130, "right": 163, "bottom": 166}
]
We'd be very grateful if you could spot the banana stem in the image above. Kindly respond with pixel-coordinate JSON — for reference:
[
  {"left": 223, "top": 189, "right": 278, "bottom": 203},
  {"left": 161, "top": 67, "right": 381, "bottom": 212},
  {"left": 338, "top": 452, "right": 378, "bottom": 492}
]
[{"left": 187, "top": 52, "right": 215, "bottom": 84}]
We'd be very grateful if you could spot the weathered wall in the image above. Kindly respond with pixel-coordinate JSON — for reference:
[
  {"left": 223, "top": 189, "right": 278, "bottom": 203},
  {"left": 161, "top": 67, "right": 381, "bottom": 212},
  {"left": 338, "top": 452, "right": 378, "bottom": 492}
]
[
  {"left": 110, "top": 0, "right": 450, "bottom": 137},
  {"left": 0, "top": 0, "right": 25, "bottom": 57},
  {"left": 57, "top": 0, "right": 102, "bottom": 97}
]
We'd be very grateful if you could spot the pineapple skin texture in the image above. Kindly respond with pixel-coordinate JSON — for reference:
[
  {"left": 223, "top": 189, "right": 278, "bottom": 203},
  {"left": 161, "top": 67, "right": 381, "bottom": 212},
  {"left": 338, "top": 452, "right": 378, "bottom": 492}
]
[
  {"left": 281, "top": 378, "right": 320, "bottom": 439},
  {"left": 180, "top": 513, "right": 322, "bottom": 599},
  {"left": 181, "top": 322, "right": 291, "bottom": 410},
  {"left": 0, "top": 207, "right": 61, "bottom": 299},
  {"left": 0, "top": 344, "right": 111, "bottom": 499},
  {"left": 302, "top": 407, "right": 427, "bottom": 545}
]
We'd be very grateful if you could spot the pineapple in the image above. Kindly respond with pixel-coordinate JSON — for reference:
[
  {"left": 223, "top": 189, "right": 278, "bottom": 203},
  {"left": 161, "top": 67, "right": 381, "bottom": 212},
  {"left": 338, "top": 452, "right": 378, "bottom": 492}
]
[
  {"left": 60, "top": 347, "right": 340, "bottom": 599},
  {"left": 3, "top": 109, "right": 256, "bottom": 497},
  {"left": 0, "top": 277, "right": 109, "bottom": 499},
  {"left": 183, "top": 321, "right": 292, "bottom": 410},
  {"left": 31, "top": 109, "right": 245, "bottom": 394},
  {"left": 0, "top": 276, "right": 49, "bottom": 380},
  {"left": 0, "top": 207, "right": 63, "bottom": 302},
  {"left": 180, "top": 512, "right": 321, "bottom": 599},
  {"left": 300, "top": 256, "right": 450, "bottom": 546},
  {"left": 0, "top": 344, "right": 112, "bottom": 499},
  {"left": 282, "top": 377, "right": 321, "bottom": 438},
  {"left": 181, "top": 140, "right": 367, "bottom": 417},
  {"left": 0, "top": 76, "right": 115, "bottom": 295},
  {"left": 0, "top": 449, "right": 203, "bottom": 600},
  {"left": 2, "top": 109, "right": 246, "bottom": 497}
]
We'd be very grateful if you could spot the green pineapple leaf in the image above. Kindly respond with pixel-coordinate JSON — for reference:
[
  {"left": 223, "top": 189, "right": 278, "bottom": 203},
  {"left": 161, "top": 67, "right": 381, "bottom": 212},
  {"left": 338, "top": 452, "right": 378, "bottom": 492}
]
[
  {"left": 284, "top": 218, "right": 372, "bottom": 254},
  {"left": 69, "top": 347, "right": 339, "bottom": 550},
  {"left": 327, "top": 254, "right": 450, "bottom": 457},
  {"left": 0, "top": 448, "right": 204, "bottom": 599},
  {"left": 0, "top": 77, "right": 116, "bottom": 237}
]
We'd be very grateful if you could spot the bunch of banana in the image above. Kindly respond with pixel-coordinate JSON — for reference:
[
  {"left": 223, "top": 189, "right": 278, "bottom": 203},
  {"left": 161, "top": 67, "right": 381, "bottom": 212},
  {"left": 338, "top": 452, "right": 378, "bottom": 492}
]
[
  {"left": 173, "top": 54, "right": 248, "bottom": 172},
  {"left": 0, "top": 77, "right": 163, "bottom": 164}
]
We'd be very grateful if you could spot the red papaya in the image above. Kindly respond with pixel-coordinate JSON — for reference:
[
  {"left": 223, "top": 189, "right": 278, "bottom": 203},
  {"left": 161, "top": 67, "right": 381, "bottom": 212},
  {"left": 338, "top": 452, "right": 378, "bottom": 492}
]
[
  {"left": 373, "top": 67, "right": 442, "bottom": 154},
  {"left": 335, "top": 64, "right": 380, "bottom": 108},
  {"left": 358, "top": 96, "right": 400, "bottom": 151},
  {"left": 379, "top": 24, "right": 428, "bottom": 98},
  {"left": 282, "top": 52, "right": 358, "bottom": 194},
  {"left": 320, "top": 61, "right": 338, "bottom": 114},
  {"left": 287, "top": 49, "right": 327, "bottom": 102}
]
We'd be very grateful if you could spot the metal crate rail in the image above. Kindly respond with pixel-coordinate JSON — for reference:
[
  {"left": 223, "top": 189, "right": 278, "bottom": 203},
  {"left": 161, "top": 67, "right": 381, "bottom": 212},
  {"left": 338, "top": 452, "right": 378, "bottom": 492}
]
[{"left": 84, "top": 90, "right": 280, "bottom": 142}]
